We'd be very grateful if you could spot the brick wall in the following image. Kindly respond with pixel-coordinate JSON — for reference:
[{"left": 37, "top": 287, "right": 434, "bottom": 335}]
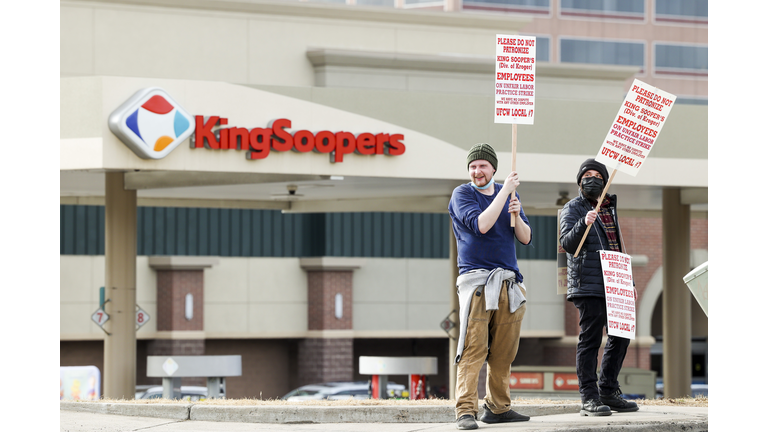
[
  {"left": 205, "top": 339, "right": 299, "bottom": 399},
  {"left": 307, "top": 271, "right": 353, "bottom": 330},
  {"left": 156, "top": 270, "right": 204, "bottom": 331},
  {"left": 298, "top": 338, "right": 354, "bottom": 386},
  {"left": 146, "top": 339, "right": 205, "bottom": 356}
]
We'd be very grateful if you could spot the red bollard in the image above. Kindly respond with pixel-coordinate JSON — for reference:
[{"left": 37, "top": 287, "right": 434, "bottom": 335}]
[{"left": 409, "top": 374, "right": 427, "bottom": 400}]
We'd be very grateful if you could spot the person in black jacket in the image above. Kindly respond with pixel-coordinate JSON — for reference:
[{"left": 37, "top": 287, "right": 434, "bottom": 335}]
[{"left": 559, "top": 158, "right": 639, "bottom": 417}]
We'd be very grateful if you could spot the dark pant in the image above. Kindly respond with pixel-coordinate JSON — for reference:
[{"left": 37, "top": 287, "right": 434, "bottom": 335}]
[{"left": 573, "top": 296, "right": 631, "bottom": 402}]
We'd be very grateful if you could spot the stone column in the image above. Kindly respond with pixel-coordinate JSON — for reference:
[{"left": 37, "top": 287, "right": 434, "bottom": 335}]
[
  {"left": 298, "top": 258, "right": 364, "bottom": 386},
  {"left": 662, "top": 188, "right": 692, "bottom": 397},
  {"left": 147, "top": 256, "right": 218, "bottom": 385},
  {"left": 103, "top": 172, "right": 137, "bottom": 400}
]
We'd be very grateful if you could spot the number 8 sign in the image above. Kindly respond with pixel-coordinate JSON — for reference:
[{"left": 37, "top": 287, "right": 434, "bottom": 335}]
[{"left": 136, "top": 307, "right": 150, "bottom": 329}]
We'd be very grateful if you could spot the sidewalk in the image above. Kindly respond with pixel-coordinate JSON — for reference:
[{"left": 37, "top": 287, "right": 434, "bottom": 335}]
[{"left": 60, "top": 401, "right": 708, "bottom": 432}]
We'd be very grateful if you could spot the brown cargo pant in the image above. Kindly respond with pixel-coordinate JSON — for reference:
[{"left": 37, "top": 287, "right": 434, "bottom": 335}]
[{"left": 455, "top": 281, "right": 526, "bottom": 419}]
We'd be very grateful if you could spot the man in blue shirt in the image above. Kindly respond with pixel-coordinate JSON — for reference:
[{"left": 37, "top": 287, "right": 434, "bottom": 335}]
[{"left": 448, "top": 143, "right": 532, "bottom": 430}]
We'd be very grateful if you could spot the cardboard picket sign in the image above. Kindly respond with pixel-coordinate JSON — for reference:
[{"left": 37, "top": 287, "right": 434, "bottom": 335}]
[
  {"left": 494, "top": 34, "right": 537, "bottom": 125},
  {"left": 573, "top": 80, "right": 676, "bottom": 256},
  {"left": 494, "top": 34, "right": 536, "bottom": 227},
  {"left": 599, "top": 251, "right": 636, "bottom": 339},
  {"left": 595, "top": 79, "right": 676, "bottom": 176}
]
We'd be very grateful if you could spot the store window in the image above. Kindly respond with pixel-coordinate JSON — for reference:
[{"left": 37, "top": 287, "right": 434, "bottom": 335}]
[
  {"left": 560, "top": 0, "right": 644, "bottom": 18},
  {"left": 560, "top": 38, "right": 644, "bottom": 70},
  {"left": 654, "top": 43, "right": 707, "bottom": 76},
  {"left": 463, "top": 0, "right": 550, "bottom": 14},
  {"left": 534, "top": 36, "right": 551, "bottom": 62},
  {"left": 655, "top": 0, "right": 707, "bottom": 24}
]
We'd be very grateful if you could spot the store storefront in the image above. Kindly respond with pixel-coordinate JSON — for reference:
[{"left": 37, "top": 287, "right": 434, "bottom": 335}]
[{"left": 61, "top": 0, "right": 707, "bottom": 399}]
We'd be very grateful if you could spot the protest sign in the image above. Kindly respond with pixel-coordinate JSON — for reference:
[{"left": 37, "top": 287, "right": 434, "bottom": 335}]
[
  {"left": 595, "top": 79, "right": 676, "bottom": 176},
  {"left": 599, "top": 251, "right": 636, "bottom": 340},
  {"left": 573, "top": 80, "right": 676, "bottom": 256},
  {"left": 494, "top": 34, "right": 536, "bottom": 227},
  {"left": 494, "top": 35, "right": 536, "bottom": 125}
]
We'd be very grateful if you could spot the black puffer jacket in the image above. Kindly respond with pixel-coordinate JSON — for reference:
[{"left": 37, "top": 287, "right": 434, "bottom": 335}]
[{"left": 559, "top": 192, "right": 625, "bottom": 301}]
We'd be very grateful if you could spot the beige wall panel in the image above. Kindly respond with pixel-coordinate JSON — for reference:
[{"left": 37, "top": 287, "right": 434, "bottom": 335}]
[
  {"left": 247, "top": 18, "right": 396, "bottom": 86},
  {"left": 316, "top": 67, "right": 409, "bottom": 91},
  {"left": 204, "top": 257, "right": 249, "bottom": 304},
  {"left": 61, "top": 256, "right": 99, "bottom": 303},
  {"left": 354, "top": 303, "right": 408, "bottom": 331},
  {"left": 521, "top": 260, "right": 561, "bottom": 305},
  {"left": 353, "top": 259, "right": 408, "bottom": 303},
  {"left": 406, "top": 302, "right": 451, "bottom": 331},
  {"left": 205, "top": 303, "right": 248, "bottom": 333},
  {"left": 92, "top": 8, "right": 249, "bottom": 82},
  {"left": 248, "top": 303, "right": 307, "bottom": 333},
  {"left": 521, "top": 303, "right": 564, "bottom": 334},
  {"left": 519, "top": 260, "right": 564, "bottom": 333},
  {"left": 406, "top": 73, "right": 491, "bottom": 94},
  {"left": 135, "top": 256, "right": 156, "bottom": 305},
  {"left": 61, "top": 303, "right": 99, "bottom": 336},
  {"left": 537, "top": 77, "right": 628, "bottom": 102},
  {"left": 405, "top": 259, "right": 451, "bottom": 303},
  {"left": 394, "top": 27, "right": 491, "bottom": 56},
  {"left": 61, "top": 6, "right": 94, "bottom": 76},
  {"left": 247, "top": 258, "right": 307, "bottom": 303}
]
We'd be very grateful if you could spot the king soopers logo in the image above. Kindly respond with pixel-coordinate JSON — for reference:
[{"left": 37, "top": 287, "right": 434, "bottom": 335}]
[{"left": 108, "top": 88, "right": 194, "bottom": 159}]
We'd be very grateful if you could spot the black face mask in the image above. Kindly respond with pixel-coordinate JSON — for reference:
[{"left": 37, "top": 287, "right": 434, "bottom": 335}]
[{"left": 581, "top": 177, "right": 604, "bottom": 200}]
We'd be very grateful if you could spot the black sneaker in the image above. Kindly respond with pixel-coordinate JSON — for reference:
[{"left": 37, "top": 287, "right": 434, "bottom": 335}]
[
  {"left": 580, "top": 399, "right": 612, "bottom": 416},
  {"left": 478, "top": 404, "right": 530, "bottom": 423},
  {"left": 600, "top": 389, "right": 639, "bottom": 412},
  {"left": 456, "top": 414, "right": 478, "bottom": 430}
]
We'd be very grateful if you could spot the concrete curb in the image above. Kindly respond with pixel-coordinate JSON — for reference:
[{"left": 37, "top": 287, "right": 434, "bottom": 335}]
[
  {"left": 550, "top": 421, "right": 709, "bottom": 432},
  {"left": 191, "top": 405, "right": 455, "bottom": 423},
  {"left": 60, "top": 402, "right": 580, "bottom": 423},
  {"left": 59, "top": 401, "right": 191, "bottom": 420}
]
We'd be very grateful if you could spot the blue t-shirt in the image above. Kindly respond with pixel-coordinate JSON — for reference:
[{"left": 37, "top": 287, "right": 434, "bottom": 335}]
[{"left": 448, "top": 182, "right": 532, "bottom": 280}]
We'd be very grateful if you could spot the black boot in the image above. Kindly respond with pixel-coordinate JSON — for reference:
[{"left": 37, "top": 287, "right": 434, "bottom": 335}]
[
  {"left": 600, "top": 389, "right": 639, "bottom": 412},
  {"left": 580, "top": 399, "right": 612, "bottom": 416}
]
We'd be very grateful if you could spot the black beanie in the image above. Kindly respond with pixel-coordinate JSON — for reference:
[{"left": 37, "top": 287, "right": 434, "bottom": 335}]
[
  {"left": 576, "top": 158, "right": 609, "bottom": 185},
  {"left": 467, "top": 143, "right": 498, "bottom": 171}
]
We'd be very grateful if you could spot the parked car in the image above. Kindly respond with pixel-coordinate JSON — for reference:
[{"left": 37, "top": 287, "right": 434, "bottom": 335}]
[
  {"left": 282, "top": 381, "right": 406, "bottom": 401},
  {"left": 136, "top": 385, "right": 209, "bottom": 401}
]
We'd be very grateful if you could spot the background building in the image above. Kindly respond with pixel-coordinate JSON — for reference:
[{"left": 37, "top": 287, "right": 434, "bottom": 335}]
[{"left": 60, "top": 0, "right": 707, "bottom": 399}]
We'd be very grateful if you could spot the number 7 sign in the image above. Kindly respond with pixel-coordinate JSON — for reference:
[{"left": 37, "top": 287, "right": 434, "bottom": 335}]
[{"left": 91, "top": 308, "right": 109, "bottom": 327}]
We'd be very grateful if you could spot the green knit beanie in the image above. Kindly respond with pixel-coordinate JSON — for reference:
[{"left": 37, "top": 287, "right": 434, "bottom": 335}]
[{"left": 466, "top": 143, "right": 498, "bottom": 171}]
